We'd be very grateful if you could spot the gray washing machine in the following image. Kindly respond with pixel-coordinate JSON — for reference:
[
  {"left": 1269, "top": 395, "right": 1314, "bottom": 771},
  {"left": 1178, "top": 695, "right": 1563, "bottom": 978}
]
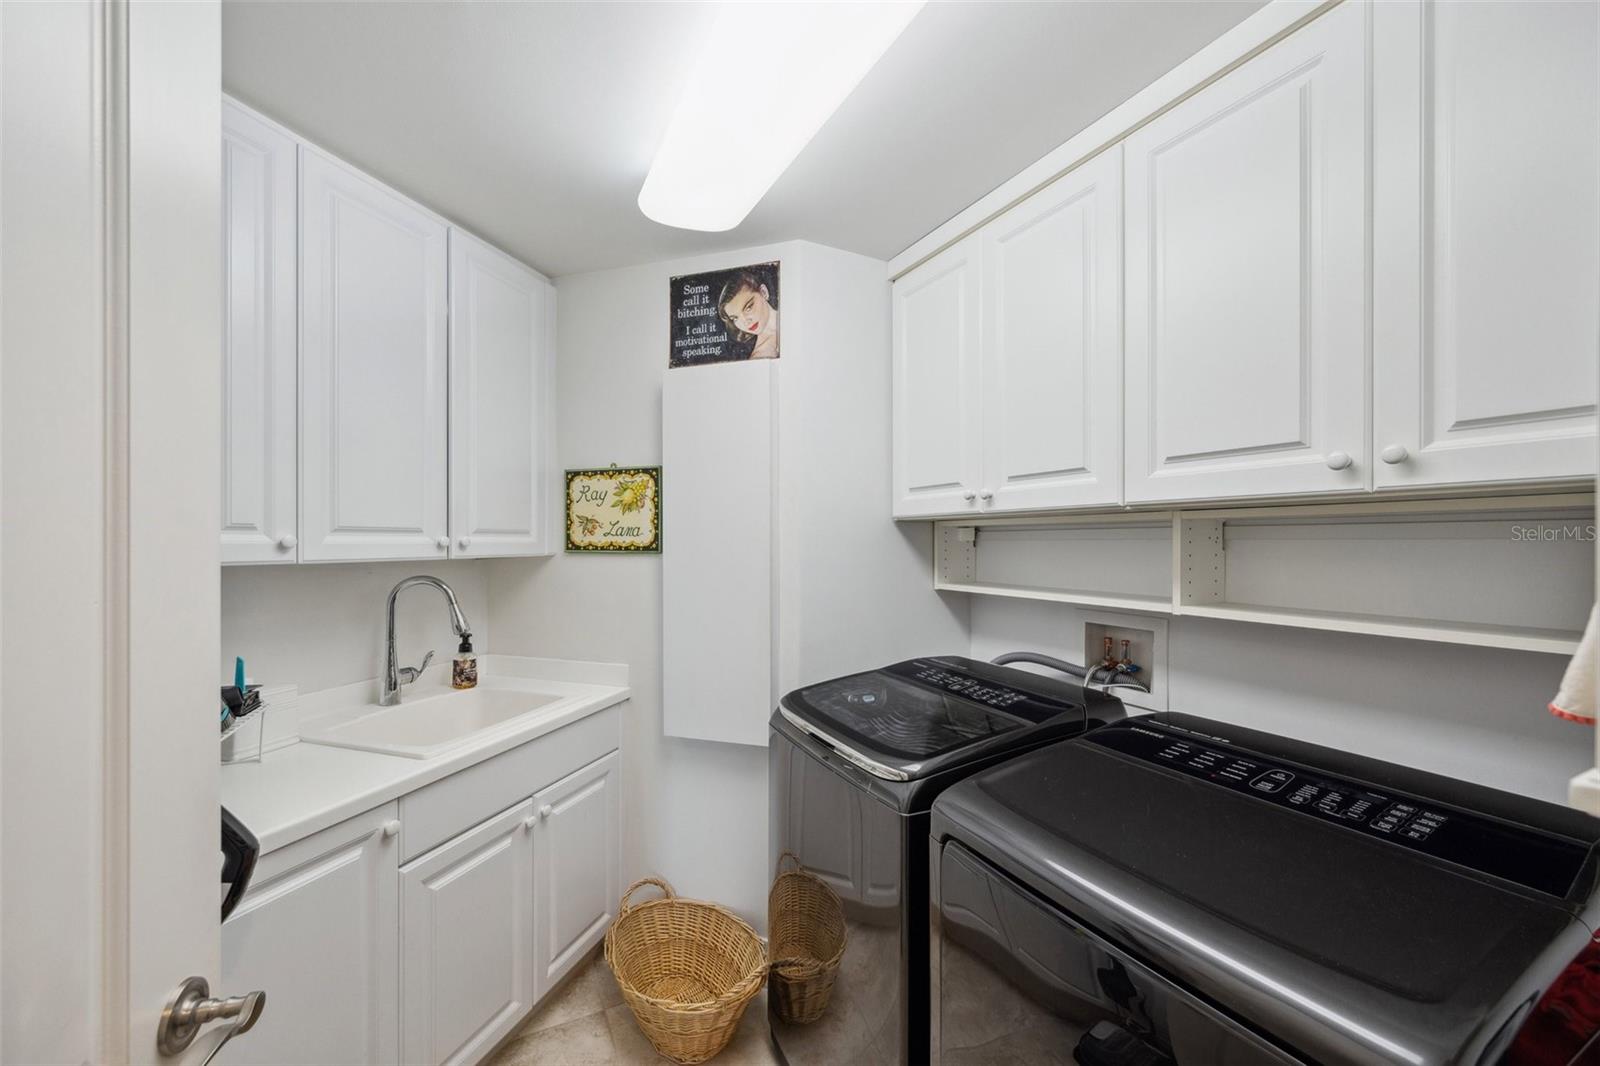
[
  {"left": 931, "top": 712, "right": 1600, "bottom": 1066},
  {"left": 768, "top": 656, "right": 1125, "bottom": 1066}
]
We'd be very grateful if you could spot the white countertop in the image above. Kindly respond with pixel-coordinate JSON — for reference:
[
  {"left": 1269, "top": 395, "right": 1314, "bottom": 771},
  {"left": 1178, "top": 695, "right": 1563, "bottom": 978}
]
[{"left": 221, "top": 655, "right": 629, "bottom": 854}]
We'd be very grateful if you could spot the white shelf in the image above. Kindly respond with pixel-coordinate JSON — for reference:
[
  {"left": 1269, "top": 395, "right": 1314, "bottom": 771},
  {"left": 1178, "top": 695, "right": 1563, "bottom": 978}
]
[
  {"left": 933, "top": 491, "right": 1594, "bottom": 656},
  {"left": 1174, "top": 603, "right": 1582, "bottom": 656},
  {"left": 933, "top": 580, "right": 1171, "bottom": 613}
]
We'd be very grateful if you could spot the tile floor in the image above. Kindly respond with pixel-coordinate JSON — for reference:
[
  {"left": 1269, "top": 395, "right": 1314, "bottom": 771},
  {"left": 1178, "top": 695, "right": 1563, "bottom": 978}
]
[{"left": 487, "top": 952, "right": 779, "bottom": 1066}]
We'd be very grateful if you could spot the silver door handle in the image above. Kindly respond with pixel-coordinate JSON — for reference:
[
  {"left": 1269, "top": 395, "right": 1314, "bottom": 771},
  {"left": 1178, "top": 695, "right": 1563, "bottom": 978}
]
[{"left": 158, "top": 976, "right": 266, "bottom": 1064}]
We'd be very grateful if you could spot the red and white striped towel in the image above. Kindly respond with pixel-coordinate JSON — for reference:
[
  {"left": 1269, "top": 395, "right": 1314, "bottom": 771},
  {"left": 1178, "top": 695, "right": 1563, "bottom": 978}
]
[{"left": 1551, "top": 606, "right": 1598, "bottom": 725}]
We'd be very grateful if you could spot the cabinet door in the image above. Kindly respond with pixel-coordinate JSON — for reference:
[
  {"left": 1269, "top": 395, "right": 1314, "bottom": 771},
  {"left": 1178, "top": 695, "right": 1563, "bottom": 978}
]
[
  {"left": 301, "top": 146, "right": 449, "bottom": 561},
  {"left": 221, "top": 101, "right": 298, "bottom": 563},
  {"left": 980, "top": 147, "right": 1123, "bottom": 512},
  {"left": 1124, "top": 2, "right": 1368, "bottom": 504},
  {"left": 1372, "top": 0, "right": 1599, "bottom": 490},
  {"left": 402, "top": 800, "right": 536, "bottom": 1066},
  {"left": 448, "top": 230, "right": 555, "bottom": 558},
  {"left": 219, "top": 805, "right": 399, "bottom": 1065},
  {"left": 893, "top": 234, "right": 982, "bottom": 518},
  {"left": 532, "top": 751, "right": 621, "bottom": 997}
]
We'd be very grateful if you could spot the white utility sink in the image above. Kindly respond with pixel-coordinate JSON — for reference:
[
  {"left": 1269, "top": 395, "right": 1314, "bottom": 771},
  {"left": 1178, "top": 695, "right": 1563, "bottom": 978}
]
[{"left": 300, "top": 678, "right": 571, "bottom": 759}]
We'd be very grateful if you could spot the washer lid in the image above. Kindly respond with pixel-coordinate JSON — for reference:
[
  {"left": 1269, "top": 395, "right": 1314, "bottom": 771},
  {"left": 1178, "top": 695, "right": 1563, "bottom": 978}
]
[
  {"left": 931, "top": 713, "right": 1600, "bottom": 1066},
  {"left": 779, "top": 656, "right": 1087, "bottom": 779}
]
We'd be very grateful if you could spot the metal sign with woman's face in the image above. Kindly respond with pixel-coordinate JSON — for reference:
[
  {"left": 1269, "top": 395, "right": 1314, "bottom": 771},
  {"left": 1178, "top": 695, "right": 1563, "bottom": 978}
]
[{"left": 668, "top": 261, "right": 779, "bottom": 368}]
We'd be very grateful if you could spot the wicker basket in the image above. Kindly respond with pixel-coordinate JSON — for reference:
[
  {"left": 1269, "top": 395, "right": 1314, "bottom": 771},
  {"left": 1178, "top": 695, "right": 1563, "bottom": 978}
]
[
  {"left": 767, "top": 852, "right": 847, "bottom": 1025},
  {"left": 604, "top": 877, "right": 767, "bottom": 1064}
]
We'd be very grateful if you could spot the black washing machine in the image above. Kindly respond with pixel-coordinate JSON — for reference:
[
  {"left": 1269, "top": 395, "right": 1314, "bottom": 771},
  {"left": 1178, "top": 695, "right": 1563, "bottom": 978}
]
[
  {"left": 768, "top": 656, "right": 1125, "bottom": 1066},
  {"left": 931, "top": 712, "right": 1600, "bottom": 1066}
]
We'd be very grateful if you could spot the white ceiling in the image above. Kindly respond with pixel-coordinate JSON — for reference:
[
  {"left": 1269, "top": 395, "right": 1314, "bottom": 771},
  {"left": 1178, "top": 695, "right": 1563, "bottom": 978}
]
[{"left": 223, "top": 0, "right": 1265, "bottom": 278}]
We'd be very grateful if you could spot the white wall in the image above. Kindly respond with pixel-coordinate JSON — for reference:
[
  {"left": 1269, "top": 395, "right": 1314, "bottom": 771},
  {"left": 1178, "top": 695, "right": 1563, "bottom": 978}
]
[
  {"left": 220, "top": 560, "right": 491, "bottom": 692},
  {"left": 970, "top": 598, "right": 1590, "bottom": 804},
  {"left": 488, "top": 240, "right": 967, "bottom": 922}
]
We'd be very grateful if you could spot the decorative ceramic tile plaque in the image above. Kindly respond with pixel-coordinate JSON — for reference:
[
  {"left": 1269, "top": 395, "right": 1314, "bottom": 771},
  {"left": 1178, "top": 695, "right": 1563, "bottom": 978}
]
[{"left": 565, "top": 466, "right": 662, "bottom": 553}]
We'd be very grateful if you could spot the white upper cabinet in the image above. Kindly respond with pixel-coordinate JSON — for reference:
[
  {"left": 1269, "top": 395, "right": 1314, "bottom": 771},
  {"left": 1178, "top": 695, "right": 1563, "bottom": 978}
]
[
  {"left": 980, "top": 147, "right": 1123, "bottom": 512},
  {"left": 300, "top": 147, "right": 449, "bottom": 561},
  {"left": 448, "top": 231, "right": 555, "bottom": 559},
  {"left": 893, "top": 235, "right": 982, "bottom": 517},
  {"left": 1123, "top": 0, "right": 1368, "bottom": 504},
  {"left": 1372, "top": 0, "right": 1599, "bottom": 490},
  {"left": 221, "top": 102, "right": 298, "bottom": 563}
]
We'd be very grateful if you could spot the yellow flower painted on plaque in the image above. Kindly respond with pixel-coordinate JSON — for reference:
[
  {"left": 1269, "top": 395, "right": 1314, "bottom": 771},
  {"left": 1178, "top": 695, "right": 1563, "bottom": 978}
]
[{"left": 611, "top": 476, "right": 652, "bottom": 515}]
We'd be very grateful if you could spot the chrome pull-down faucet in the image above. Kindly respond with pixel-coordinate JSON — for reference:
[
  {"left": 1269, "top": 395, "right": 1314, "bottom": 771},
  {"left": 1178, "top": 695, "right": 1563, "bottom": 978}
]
[{"left": 382, "top": 575, "right": 471, "bottom": 706}]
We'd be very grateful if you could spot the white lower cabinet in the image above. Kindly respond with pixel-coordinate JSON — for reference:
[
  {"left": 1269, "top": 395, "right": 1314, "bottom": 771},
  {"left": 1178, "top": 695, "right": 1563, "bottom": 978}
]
[
  {"left": 402, "top": 801, "right": 536, "bottom": 1066},
  {"left": 219, "top": 805, "right": 400, "bottom": 1066},
  {"left": 222, "top": 734, "right": 623, "bottom": 1066},
  {"left": 532, "top": 751, "right": 621, "bottom": 995}
]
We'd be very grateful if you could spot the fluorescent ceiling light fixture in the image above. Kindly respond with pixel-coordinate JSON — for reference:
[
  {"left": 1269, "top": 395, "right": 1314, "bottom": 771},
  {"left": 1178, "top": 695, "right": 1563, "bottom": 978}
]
[{"left": 638, "top": 1, "right": 925, "bottom": 232}]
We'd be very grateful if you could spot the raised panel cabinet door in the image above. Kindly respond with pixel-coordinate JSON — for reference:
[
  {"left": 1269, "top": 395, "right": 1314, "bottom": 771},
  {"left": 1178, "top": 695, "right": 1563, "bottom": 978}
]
[
  {"left": 892, "top": 234, "right": 983, "bottom": 518},
  {"left": 402, "top": 801, "right": 536, "bottom": 1066},
  {"left": 1124, "top": 1, "right": 1368, "bottom": 504},
  {"left": 1372, "top": 0, "right": 1599, "bottom": 490},
  {"left": 301, "top": 146, "right": 449, "bottom": 561},
  {"left": 532, "top": 751, "right": 621, "bottom": 997},
  {"left": 980, "top": 146, "right": 1123, "bottom": 512},
  {"left": 221, "top": 101, "right": 298, "bottom": 563},
  {"left": 448, "top": 230, "right": 555, "bottom": 558},
  {"left": 219, "top": 806, "right": 400, "bottom": 1066}
]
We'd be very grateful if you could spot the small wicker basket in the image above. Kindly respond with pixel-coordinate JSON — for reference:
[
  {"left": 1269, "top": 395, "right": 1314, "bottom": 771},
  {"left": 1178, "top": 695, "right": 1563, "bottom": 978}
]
[
  {"left": 767, "top": 852, "right": 847, "bottom": 1025},
  {"left": 604, "top": 877, "right": 767, "bottom": 1064}
]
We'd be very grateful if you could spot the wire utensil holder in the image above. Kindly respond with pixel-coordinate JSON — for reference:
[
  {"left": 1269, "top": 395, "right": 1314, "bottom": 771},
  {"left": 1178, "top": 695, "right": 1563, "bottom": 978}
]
[{"left": 221, "top": 687, "right": 268, "bottom": 764}]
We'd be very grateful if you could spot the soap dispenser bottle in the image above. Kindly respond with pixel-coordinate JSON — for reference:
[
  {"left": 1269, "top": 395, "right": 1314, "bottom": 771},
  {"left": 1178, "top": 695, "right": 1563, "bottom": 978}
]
[{"left": 452, "top": 635, "right": 478, "bottom": 690}]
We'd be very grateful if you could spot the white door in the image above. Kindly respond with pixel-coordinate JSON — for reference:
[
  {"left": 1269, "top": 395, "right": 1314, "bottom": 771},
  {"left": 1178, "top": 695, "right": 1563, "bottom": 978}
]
[
  {"left": 300, "top": 146, "right": 449, "bottom": 561},
  {"left": 892, "top": 234, "right": 983, "bottom": 518},
  {"left": 448, "top": 230, "right": 555, "bottom": 559},
  {"left": 3, "top": 3, "right": 230, "bottom": 1062},
  {"left": 979, "top": 146, "right": 1123, "bottom": 513},
  {"left": 1372, "top": 0, "right": 1599, "bottom": 490},
  {"left": 221, "top": 100, "right": 299, "bottom": 564},
  {"left": 402, "top": 801, "right": 535, "bottom": 1066},
  {"left": 1124, "top": 1, "right": 1368, "bottom": 504},
  {"left": 532, "top": 752, "right": 621, "bottom": 996},
  {"left": 219, "top": 807, "right": 401, "bottom": 1066}
]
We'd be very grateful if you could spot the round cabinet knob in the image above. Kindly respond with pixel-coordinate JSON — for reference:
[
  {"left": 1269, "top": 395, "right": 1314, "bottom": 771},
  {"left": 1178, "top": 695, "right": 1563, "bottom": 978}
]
[
  {"left": 523, "top": 816, "right": 539, "bottom": 831},
  {"left": 1324, "top": 451, "right": 1353, "bottom": 471},
  {"left": 979, "top": 490, "right": 994, "bottom": 502},
  {"left": 539, "top": 805, "right": 553, "bottom": 821},
  {"left": 1380, "top": 444, "right": 1410, "bottom": 465},
  {"left": 381, "top": 820, "right": 401, "bottom": 839},
  {"left": 457, "top": 537, "right": 471, "bottom": 550},
  {"left": 435, "top": 536, "right": 449, "bottom": 550},
  {"left": 962, "top": 490, "right": 977, "bottom": 502},
  {"left": 276, "top": 534, "right": 297, "bottom": 550}
]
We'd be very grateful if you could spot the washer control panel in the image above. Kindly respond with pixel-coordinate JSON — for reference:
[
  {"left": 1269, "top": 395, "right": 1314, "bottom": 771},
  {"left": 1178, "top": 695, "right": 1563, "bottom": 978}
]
[
  {"left": 1089, "top": 720, "right": 1588, "bottom": 897},
  {"left": 884, "top": 658, "right": 1079, "bottom": 720}
]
